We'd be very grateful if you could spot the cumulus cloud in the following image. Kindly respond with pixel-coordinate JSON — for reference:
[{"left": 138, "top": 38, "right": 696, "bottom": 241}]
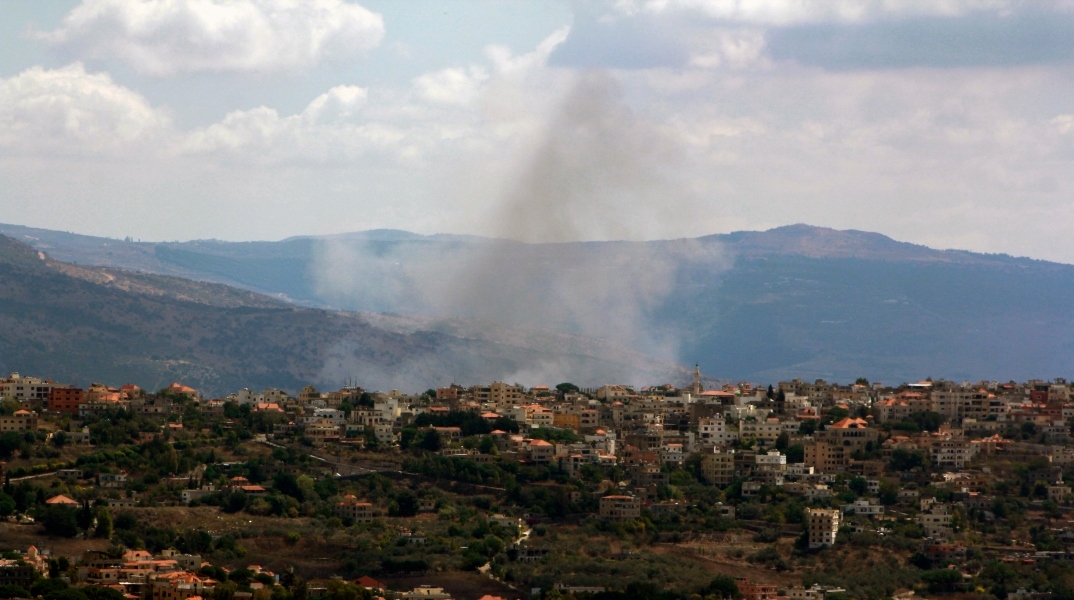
[
  {"left": 38, "top": 0, "right": 385, "bottom": 75},
  {"left": 413, "top": 67, "right": 489, "bottom": 106},
  {"left": 0, "top": 62, "right": 171, "bottom": 153},
  {"left": 620, "top": 0, "right": 1027, "bottom": 25}
]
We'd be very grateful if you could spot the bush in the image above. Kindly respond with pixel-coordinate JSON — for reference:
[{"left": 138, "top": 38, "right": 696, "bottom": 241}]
[
  {"left": 285, "top": 531, "right": 300, "bottom": 545},
  {"left": 0, "top": 585, "right": 31, "bottom": 599},
  {"left": 40, "top": 505, "right": 79, "bottom": 537}
]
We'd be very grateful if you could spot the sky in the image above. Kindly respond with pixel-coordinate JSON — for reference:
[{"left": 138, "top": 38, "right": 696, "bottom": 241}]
[{"left": 2, "top": 1, "right": 1074, "bottom": 262}]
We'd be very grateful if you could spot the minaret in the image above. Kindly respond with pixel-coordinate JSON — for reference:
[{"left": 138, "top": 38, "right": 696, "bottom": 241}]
[{"left": 693, "top": 364, "right": 701, "bottom": 396}]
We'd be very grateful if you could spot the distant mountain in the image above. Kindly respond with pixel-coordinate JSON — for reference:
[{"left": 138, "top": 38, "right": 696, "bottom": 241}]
[
  {"left": 3, "top": 222, "right": 1073, "bottom": 384},
  {"left": 0, "top": 235, "right": 686, "bottom": 396}
]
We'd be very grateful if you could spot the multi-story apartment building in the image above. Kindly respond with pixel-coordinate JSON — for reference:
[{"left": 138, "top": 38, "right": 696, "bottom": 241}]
[
  {"left": 807, "top": 508, "right": 840, "bottom": 549},
  {"left": 697, "top": 417, "right": 738, "bottom": 447},
  {"left": 739, "top": 418, "right": 784, "bottom": 443},
  {"left": 701, "top": 451, "right": 736, "bottom": 485},
  {"left": 599, "top": 495, "right": 641, "bottom": 521},
  {"left": 804, "top": 440, "right": 849, "bottom": 472},
  {"left": 48, "top": 387, "right": 84, "bottom": 414},
  {"left": 917, "top": 505, "right": 953, "bottom": 539},
  {"left": 472, "top": 382, "right": 524, "bottom": 407},
  {"left": 1, "top": 373, "right": 55, "bottom": 403}
]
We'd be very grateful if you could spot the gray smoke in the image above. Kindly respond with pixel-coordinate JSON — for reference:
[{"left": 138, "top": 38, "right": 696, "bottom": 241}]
[
  {"left": 312, "top": 70, "right": 728, "bottom": 389},
  {"left": 493, "top": 70, "right": 682, "bottom": 244}
]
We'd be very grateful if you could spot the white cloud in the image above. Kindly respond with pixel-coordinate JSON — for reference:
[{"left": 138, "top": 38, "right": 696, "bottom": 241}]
[
  {"left": 38, "top": 0, "right": 385, "bottom": 75},
  {"left": 622, "top": 0, "right": 1021, "bottom": 24},
  {"left": 485, "top": 25, "right": 571, "bottom": 73},
  {"left": 302, "top": 85, "right": 368, "bottom": 122},
  {"left": 413, "top": 67, "right": 489, "bottom": 106},
  {"left": 687, "top": 28, "right": 767, "bottom": 68},
  {"left": 0, "top": 62, "right": 171, "bottom": 153}
]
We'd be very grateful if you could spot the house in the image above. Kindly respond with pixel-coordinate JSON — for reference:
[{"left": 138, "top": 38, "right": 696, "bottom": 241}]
[
  {"left": 0, "top": 410, "right": 37, "bottom": 432},
  {"left": 527, "top": 439, "right": 555, "bottom": 464},
  {"left": 99, "top": 472, "right": 128, "bottom": 488},
  {"left": 841, "top": 500, "right": 884, "bottom": 517},
  {"left": 45, "top": 494, "right": 79, "bottom": 506},
  {"left": 599, "top": 495, "right": 641, "bottom": 521},
  {"left": 355, "top": 576, "right": 384, "bottom": 591},
  {"left": 737, "top": 579, "right": 777, "bottom": 600},
  {"left": 401, "top": 586, "right": 453, "bottom": 599},
  {"left": 335, "top": 495, "right": 375, "bottom": 523}
]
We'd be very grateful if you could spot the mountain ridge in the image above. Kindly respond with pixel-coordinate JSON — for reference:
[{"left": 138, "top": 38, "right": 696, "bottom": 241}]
[
  {"left": 0, "top": 234, "right": 689, "bottom": 395},
  {"left": 3, "top": 222, "right": 1073, "bottom": 384}
]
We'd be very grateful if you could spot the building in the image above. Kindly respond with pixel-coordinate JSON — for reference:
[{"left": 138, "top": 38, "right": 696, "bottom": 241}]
[
  {"left": 917, "top": 506, "right": 953, "bottom": 539},
  {"left": 804, "top": 440, "right": 849, "bottom": 472},
  {"left": 822, "top": 417, "right": 878, "bottom": 452},
  {"left": 472, "top": 382, "right": 524, "bottom": 407},
  {"left": 737, "top": 579, "right": 778, "bottom": 600},
  {"left": 698, "top": 417, "right": 739, "bottom": 447},
  {"left": 552, "top": 412, "right": 581, "bottom": 431},
  {"left": 0, "top": 410, "right": 37, "bottom": 432},
  {"left": 1, "top": 373, "right": 54, "bottom": 403},
  {"left": 599, "top": 495, "right": 641, "bottom": 521},
  {"left": 0, "top": 564, "right": 35, "bottom": 590},
  {"left": 335, "top": 495, "right": 375, "bottom": 523},
  {"left": 807, "top": 508, "right": 840, "bottom": 549},
  {"left": 147, "top": 571, "right": 209, "bottom": 600},
  {"left": 48, "top": 387, "right": 84, "bottom": 414}
]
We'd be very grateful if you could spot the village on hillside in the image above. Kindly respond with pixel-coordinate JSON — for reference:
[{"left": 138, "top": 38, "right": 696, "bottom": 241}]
[{"left": 3, "top": 369, "right": 1074, "bottom": 600}]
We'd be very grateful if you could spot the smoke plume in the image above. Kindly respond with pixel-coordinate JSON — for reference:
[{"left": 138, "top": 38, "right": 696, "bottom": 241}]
[{"left": 312, "top": 70, "right": 728, "bottom": 388}]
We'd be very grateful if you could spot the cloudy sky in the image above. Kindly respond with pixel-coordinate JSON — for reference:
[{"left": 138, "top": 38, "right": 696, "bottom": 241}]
[{"left": 2, "top": 1, "right": 1074, "bottom": 262}]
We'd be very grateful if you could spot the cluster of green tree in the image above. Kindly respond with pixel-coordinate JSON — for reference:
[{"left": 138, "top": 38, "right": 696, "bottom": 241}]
[
  {"left": 37, "top": 501, "right": 113, "bottom": 539},
  {"left": 0, "top": 430, "right": 39, "bottom": 459},
  {"left": 0, "top": 578, "right": 126, "bottom": 600},
  {"left": 412, "top": 410, "right": 520, "bottom": 436},
  {"left": 882, "top": 411, "right": 945, "bottom": 433},
  {"left": 805, "top": 560, "right": 923, "bottom": 599},
  {"left": 195, "top": 471, "right": 338, "bottom": 518},
  {"left": 109, "top": 511, "right": 248, "bottom": 557}
]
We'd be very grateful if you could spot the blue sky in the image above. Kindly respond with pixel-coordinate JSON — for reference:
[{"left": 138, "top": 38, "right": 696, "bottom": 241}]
[{"left": 2, "top": 1, "right": 1074, "bottom": 263}]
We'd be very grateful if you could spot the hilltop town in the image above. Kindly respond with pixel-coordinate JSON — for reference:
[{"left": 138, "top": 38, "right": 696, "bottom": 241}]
[{"left": 3, "top": 370, "right": 1074, "bottom": 600}]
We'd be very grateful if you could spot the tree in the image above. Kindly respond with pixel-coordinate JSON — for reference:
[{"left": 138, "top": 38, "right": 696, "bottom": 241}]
[
  {"left": 0, "top": 432, "right": 23, "bottom": 459},
  {"left": 890, "top": 449, "right": 925, "bottom": 471},
  {"left": 273, "top": 472, "right": 303, "bottom": 500},
  {"left": 775, "top": 432, "right": 789, "bottom": 451},
  {"left": 786, "top": 444, "right": 805, "bottom": 464},
  {"left": 0, "top": 585, "right": 31, "bottom": 599},
  {"left": 0, "top": 491, "right": 15, "bottom": 517},
  {"left": 223, "top": 491, "right": 247, "bottom": 513},
  {"left": 848, "top": 477, "right": 868, "bottom": 496},
  {"left": 83, "top": 587, "right": 126, "bottom": 600},
  {"left": 921, "top": 569, "right": 962, "bottom": 593},
  {"left": 95, "top": 507, "right": 113, "bottom": 539},
  {"left": 556, "top": 383, "right": 580, "bottom": 394},
  {"left": 41, "top": 505, "right": 79, "bottom": 537},
  {"left": 419, "top": 429, "right": 442, "bottom": 452},
  {"left": 77, "top": 500, "right": 94, "bottom": 531},
  {"left": 855, "top": 377, "right": 870, "bottom": 386}
]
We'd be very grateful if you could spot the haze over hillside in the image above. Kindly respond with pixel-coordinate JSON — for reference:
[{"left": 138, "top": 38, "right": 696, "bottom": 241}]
[
  {"left": 4, "top": 222, "right": 1073, "bottom": 385},
  {"left": 0, "top": 234, "right": 687, "bottom": 396}
]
